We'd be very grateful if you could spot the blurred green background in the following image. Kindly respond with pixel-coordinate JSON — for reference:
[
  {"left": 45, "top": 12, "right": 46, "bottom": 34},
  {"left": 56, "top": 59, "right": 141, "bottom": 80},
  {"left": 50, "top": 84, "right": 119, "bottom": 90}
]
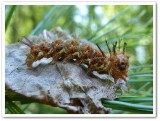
[{"left": 5, "top": 5, "right": 153, "bottom": 114}]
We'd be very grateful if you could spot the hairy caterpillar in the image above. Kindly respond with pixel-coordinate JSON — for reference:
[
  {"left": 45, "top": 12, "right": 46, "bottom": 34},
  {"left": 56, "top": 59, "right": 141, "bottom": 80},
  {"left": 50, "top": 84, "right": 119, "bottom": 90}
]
[{"left": 21, "top": 37, "right": 129, "bottom": 84}]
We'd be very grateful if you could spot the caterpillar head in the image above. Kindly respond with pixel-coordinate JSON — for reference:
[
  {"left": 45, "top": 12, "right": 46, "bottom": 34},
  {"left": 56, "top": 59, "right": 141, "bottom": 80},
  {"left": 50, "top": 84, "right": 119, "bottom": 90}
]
[
  {"left": 110, "top": 53, "right": 129, "bottom": 82},
  {"left": 106, "top": 41, "right": 129, "bottom": 83}
]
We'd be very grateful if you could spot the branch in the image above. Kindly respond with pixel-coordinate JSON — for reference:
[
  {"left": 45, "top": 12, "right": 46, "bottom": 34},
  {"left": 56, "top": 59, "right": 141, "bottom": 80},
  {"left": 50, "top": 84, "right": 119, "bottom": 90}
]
[{"left": 5, "top": 27, "right": 117, "bottom": 114}]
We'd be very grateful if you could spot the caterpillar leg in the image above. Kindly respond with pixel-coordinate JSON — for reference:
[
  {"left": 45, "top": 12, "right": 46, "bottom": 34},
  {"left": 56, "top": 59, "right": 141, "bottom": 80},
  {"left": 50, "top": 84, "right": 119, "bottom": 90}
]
[
  {"left": 63, "top": 52, "right": 80, "bottom": 64},
  {"left": 63, "top": 54, "right": 74, "bottom": 63},
  {"left": 51, "top": 58, "right": 56, "bottom": 64},
  {"left": 53, "top": 49, "right": 65, "bottom": 61},
  {"left": 87, "top": 64, "right": 97, "bottom": 75}
]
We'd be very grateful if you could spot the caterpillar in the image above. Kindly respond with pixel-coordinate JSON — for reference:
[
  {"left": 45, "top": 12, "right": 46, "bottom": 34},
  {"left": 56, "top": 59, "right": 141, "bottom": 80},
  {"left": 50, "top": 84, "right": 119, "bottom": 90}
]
[{"left": 21, "top": 37, "right": 129, "bottom": 84}]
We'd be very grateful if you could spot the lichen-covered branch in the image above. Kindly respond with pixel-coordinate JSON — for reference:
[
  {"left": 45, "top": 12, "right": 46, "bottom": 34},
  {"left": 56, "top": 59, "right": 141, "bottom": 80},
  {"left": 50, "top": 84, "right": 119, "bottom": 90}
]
[{"left": 5, "top": 27, "right": 117, "bottom": 114}]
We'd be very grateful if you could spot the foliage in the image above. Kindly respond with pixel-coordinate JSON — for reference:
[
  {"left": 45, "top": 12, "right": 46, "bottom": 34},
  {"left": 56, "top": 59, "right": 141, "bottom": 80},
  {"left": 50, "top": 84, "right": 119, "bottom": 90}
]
[{"left": 5, "top": 5, "right": 153, "bottom": 114}]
